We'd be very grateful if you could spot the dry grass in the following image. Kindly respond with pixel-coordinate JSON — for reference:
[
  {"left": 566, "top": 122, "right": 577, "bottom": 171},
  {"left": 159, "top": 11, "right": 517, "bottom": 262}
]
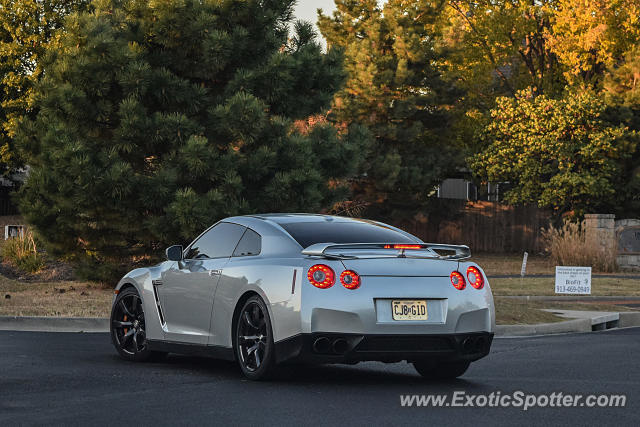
[
  {"left": 542, "top": 220, "right": 617, "bottom": 272},
  {"left": 1, "top": 230, "right": 46, "bottom": 273},
  {"left": 495, "top": 298, "right": 564, "bottom": 325},
  {"left": 472, "top": 253, "right": 554, "bottom": 276},
  {"left": 489, "top": 277, "right": 640, "bottom": 296},
  {"left": 0, "top": 276, "right": 112, "bottom": 317}
]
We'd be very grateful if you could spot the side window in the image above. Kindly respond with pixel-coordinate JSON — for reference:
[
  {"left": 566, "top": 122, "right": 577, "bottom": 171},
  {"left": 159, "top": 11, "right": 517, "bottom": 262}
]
[
  {"left": 186, "top": 222, "right": 246, "bottom": 259},
  {"left": 233, "top": 228, "right": 262, "bottom": 257}
]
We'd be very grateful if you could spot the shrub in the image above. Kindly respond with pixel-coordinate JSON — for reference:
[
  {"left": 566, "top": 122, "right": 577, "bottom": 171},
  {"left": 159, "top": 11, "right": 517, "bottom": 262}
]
[
  {"left": 542, "top": 220, "right": 617, "bottom": 272},
  {"left": 1, "top": 230, "right": 45, "bottom": 274},
  {"left": 470, "top": 90, "right": 637, "bottom": 215}
]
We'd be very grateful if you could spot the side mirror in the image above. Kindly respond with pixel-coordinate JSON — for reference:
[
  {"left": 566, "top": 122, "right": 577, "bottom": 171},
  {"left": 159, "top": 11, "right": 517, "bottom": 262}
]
[{"left": 166, "top": 245, "right": 183, "bottom": 261}]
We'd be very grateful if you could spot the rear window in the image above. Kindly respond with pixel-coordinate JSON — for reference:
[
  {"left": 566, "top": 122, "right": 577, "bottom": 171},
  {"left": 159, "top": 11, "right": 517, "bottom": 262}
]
[{"left": 279, "top": 221, "right": 416, "bottom": 248}]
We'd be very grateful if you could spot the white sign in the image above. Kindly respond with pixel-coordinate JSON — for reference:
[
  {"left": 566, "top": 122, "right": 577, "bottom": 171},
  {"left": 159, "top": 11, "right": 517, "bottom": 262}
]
[
  {"left": 4, "top": 225, "right": 24, "bottom": 240},
  {"left": 520, "top": 252, "right": 528, "bottom": 277},
  {"left": 555, "top": 266, "right": 592, "bottom": 295}
]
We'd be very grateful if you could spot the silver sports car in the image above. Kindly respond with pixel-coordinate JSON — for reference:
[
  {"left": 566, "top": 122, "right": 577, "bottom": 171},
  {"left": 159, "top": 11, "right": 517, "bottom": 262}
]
[{"left": 110, "top": 214, "right": 494, "bottom": 380}]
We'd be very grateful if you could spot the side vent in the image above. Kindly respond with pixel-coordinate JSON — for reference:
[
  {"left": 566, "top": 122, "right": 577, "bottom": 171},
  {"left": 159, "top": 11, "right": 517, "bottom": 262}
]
[
  {"left": 151, "top": 280, "right": 165, "bottom": 325},
  {"left": 291, "top": 269, "right": 297, "bottom": 294}
]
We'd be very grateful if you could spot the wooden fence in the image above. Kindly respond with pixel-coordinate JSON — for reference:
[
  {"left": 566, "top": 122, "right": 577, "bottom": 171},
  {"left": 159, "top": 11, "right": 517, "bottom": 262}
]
[
  {"left": 0, "top": 187, "right": 550, "bottom": 253},
  {"left": 392, "top": 200, "right": 551, "bottom": 254}
]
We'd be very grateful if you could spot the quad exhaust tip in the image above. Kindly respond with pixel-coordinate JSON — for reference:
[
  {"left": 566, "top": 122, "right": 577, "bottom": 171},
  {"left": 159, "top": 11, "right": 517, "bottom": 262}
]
[
  {"left": 312, "top": 337, "right": 331, "bottom": 354},
  {"left": 462, "top": 336, "right": 489, "bottom": 354},
  {"left": 332, "top": 338, "right": 349, "bottom": 355},
  {"left": 313, "top": 337, "right": 349, "bottom": 354},
  {"left": 462, "top": 337, "right": 475, "bottom": 353}
]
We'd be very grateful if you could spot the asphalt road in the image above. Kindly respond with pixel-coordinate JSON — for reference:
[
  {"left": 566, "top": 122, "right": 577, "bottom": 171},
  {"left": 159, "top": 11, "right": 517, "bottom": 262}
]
[{"left": 1, "top": 329, "right": 639, "bottom": 426}]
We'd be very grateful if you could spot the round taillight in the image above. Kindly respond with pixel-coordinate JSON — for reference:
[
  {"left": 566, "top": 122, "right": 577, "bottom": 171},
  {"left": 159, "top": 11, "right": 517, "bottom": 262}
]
[
  {"left": 466, "top": 266, "right": 484, "bottom": 289},
  {"left": 450, "top": 271, "right": 466, "bottom": 290},
  {"left": 308, "top": 264, "right": 335, "bottom": 288},
  {"left": 340, "top": 270, "right": 360, "bottom": 290}
]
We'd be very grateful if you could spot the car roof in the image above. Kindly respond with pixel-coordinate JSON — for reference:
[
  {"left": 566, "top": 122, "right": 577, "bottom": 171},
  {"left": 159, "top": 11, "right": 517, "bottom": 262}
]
[
  {"left": 245, "top": 213, "right": 369, "bottom": 224},
  {"left": 219, "top": 213, "right": 422, "bottom": 254}
]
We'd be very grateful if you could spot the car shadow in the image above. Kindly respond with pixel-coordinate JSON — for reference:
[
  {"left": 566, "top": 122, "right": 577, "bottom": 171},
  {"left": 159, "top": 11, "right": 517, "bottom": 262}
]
[{"left": 139, "top": 354, "right": 485, "bottom": 389}]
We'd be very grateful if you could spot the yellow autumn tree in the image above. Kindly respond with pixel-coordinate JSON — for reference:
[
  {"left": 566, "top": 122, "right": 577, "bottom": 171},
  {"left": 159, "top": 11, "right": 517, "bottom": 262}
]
[
  {"left": 547, "top": 0, "right": 640, "bottom": 83},
  {"left": 443, "top": 0, "right": 564, "bottom": 103},
  {"left": 0, "top": 0, "right": 89, "bottom": 177}
]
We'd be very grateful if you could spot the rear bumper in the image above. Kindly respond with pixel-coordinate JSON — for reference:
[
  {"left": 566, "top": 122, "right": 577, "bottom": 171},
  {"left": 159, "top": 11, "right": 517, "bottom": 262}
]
[{"left": 275, "top": 332, "right": 493, "bottom": 365}]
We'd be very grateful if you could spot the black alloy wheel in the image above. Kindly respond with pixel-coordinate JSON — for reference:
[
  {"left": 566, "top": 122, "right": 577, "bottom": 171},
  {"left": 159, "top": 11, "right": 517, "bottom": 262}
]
[
  {"left": 110, "top": 287, "right": 164, "bottom": 361},
  {"left": 235, "top": 296, "right": 276, "bottom": 380}
]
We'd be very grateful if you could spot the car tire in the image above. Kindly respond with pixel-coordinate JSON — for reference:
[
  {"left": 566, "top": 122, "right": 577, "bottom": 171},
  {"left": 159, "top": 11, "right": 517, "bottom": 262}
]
[
  {"left": 110, "top": 287, "right": 167, "bottom": 362},
  {"left": 413, "top": 360, "right": 470, "bottom": 380},
  {"left": 234, "top": 295, "right": 277, "bottom": 381}
]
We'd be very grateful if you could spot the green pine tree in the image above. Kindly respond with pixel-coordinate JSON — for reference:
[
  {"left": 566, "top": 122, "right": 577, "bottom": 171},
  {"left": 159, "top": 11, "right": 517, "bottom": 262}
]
[
  {"left": 318, "top": 0, "right": 461, "bottom": 217},
  {"left": 17, "top": 0, "right": 369, "bottom": 281}
]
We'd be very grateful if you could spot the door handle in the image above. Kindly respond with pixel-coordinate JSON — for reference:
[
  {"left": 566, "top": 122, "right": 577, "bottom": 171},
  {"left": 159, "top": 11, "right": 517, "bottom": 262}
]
[{"left": 208, "top": 269, "right": 222, "bottom": 276}]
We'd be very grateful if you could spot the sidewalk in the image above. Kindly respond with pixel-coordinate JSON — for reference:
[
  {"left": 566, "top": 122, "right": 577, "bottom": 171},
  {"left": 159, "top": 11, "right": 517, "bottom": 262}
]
[{"left": 0, "top": 316, "right": 108, "bottom": 333}]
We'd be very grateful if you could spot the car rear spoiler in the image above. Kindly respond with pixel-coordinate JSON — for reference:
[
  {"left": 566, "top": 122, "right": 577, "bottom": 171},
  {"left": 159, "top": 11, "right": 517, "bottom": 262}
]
[{"left": 301, "top": 243, "right": 471, "bottom": 260}]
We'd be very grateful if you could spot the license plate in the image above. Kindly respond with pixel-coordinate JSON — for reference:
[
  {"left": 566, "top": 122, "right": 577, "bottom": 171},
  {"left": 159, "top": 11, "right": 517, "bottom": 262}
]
[{"left": 391, "top": 300, "right": 428, "bottom": 321}]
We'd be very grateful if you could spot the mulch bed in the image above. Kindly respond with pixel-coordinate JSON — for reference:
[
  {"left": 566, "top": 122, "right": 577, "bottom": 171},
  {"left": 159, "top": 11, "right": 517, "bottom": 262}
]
[{"left": 0, "top": 259, "right": 74, "bottom": 282}]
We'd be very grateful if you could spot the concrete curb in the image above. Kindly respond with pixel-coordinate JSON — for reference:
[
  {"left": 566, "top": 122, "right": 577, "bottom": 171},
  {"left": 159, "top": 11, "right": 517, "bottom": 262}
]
[
  {"left": 495, "top": 318, "right": 593, "bottom": 337},
  {"left": 619, "top": 312, "right": 640, "bottom": 328},
  {"left": 539, "top": 309, "right": 619, "bottom": 326},
  {"left": 0, "top": 316, "right": 108, "bottom": 333}
]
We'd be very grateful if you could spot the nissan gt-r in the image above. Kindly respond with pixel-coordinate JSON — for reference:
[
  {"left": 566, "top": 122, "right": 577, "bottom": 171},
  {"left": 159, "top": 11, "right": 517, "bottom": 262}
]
[{"left": 110, "top": 214, "right": 494, "bottom": 380}]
